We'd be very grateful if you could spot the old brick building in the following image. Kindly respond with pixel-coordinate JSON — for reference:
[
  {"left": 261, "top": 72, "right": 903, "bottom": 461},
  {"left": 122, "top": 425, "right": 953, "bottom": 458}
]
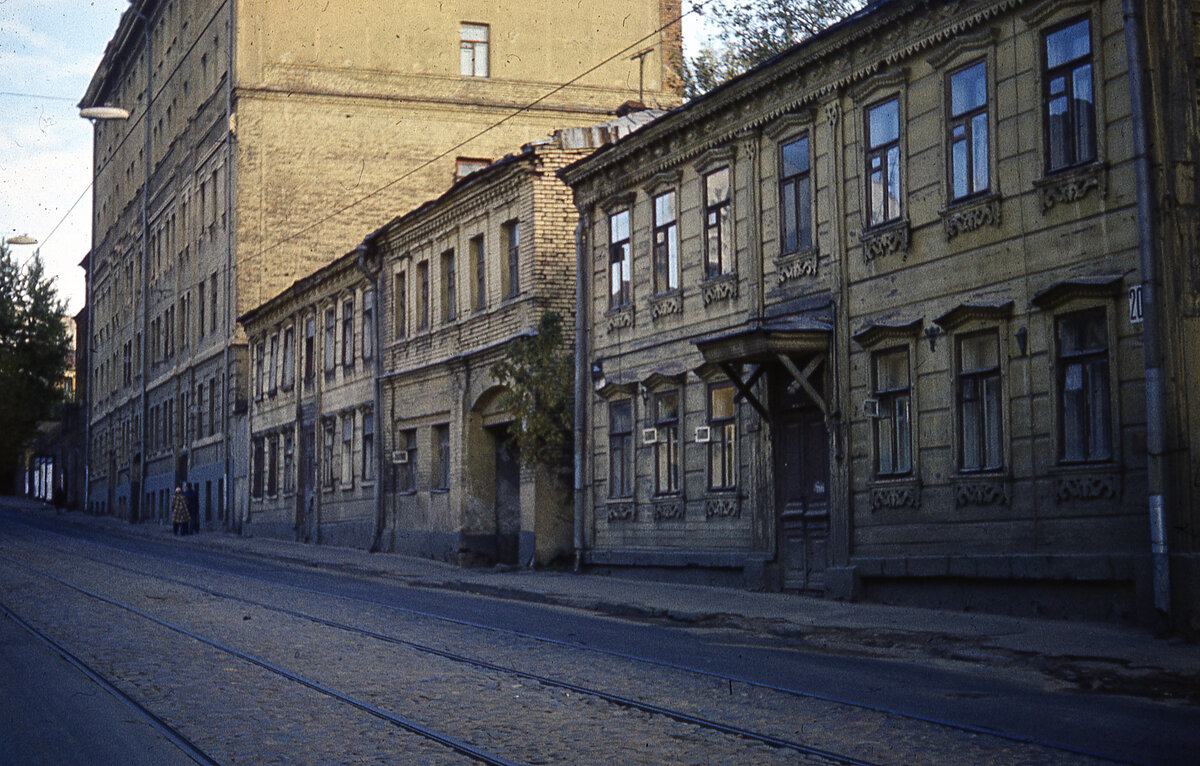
[
  {"left": 240, "top": 115, "right": 655, "bottom": 556},
  {"left": 561, "top": 0, "right": 1200, "bottom": 625},
  {"left": 80, "top": 0, "right": 681, "bottom": 529}
]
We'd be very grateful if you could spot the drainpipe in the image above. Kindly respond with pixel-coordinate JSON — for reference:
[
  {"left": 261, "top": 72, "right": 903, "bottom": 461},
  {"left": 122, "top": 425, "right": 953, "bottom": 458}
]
[
  {"left": 355, "top": 238, "right": 386, "bottom": 552},
  {"left": 1122, "top": 0, "right": 1170, "bottom": 620},
  {"left": 572, "top": 214, "right": 588, "bottom": 572}
]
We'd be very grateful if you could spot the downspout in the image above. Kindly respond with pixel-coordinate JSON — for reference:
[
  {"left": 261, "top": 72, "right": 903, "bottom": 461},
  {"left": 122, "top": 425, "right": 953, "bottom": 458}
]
[
  {"left": 1122, "top": 0, "right": 1170, "bottom": 619},
  {"left": 223, "top": 0, "right": 236, "bottom": 532},
  {"left": 572, "top": 213, "right": 588, "bottom": 572},
  {"left": 355, "top": 238, "right": 386, "bottom": 552}
]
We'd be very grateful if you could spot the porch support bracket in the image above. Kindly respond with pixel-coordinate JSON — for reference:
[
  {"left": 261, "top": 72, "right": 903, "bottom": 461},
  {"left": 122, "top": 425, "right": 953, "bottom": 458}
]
[
  {"left": 717, "top": 362, "right": 771, "bottom": 423},
  {"left": 778, "top": 353, "right": 828, "bottom": 418}
]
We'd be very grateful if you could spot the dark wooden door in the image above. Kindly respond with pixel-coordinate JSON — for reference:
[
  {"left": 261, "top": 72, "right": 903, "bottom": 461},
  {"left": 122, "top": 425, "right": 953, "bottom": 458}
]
[
  {"left": 492, "top": 424, "right": 521, "bottom": 565},
  {"left": 776, "top": 406, "right": 830, "bottom": 592}
]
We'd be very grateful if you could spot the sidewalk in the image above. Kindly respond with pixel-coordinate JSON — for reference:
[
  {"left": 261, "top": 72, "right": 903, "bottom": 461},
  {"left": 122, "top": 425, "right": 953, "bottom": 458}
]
[{"left": 8, "top": 497, "right": 1199, "bottom": 705}]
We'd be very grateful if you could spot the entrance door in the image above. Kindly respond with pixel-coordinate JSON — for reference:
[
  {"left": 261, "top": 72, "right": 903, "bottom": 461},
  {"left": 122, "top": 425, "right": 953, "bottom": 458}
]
[
  {"left": 775, "top": 392, "right": 830, "bottom": 593},
  {"left": 298, "top": 424, "right": 315, "bottom": 542},
  {"left": 490, "top": 424, "right": 520, "bottom": 565}
]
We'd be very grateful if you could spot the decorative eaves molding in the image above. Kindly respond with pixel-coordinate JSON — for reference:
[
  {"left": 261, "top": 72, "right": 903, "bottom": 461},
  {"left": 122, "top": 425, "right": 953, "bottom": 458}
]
[
  {"left": 1031, "top": 274, "right": 1124, "bottom": 310},
  {"left": 934, "top": 300, "right": 1014, "bottom": 331},
  {"left": 852, "top": 317, "right": 923, "bottom": 347},
  {"left": 927, "top": 26, "right": 998, "bottom": 69}
]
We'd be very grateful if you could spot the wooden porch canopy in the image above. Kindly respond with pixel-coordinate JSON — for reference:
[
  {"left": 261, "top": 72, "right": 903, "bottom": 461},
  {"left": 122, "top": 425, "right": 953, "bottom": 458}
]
[{"left": 694, "top": 317, "right": 832, "bottom": 424}]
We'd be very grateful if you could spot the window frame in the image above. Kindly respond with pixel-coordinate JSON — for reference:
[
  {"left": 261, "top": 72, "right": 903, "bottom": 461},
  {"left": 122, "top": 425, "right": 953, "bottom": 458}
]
[
  {"left": 955, "top": 330, "right": 1004, "bottom": 473},
  {"left": 608, "top": 399, "right": 634, "bottom": 499},
  {"left": 503, "top": 220, "right": 520, "bottom": 299},
  {"left": 1041, "top": 16, "right": 1097, "bottom": 174},
  {"left": 608, "top": 208, "right": 632, "bottom": 309},
  {"left": 470, "top": 234, "right": 486, "bottom": 311},
  {"left": 432, "top": 424, "right": 451, "bottom": 491},
  {"left": 652, "top": 190, "right": 679, "bottom": 294},
  {"left": 361, "top": 290, "right": 374, "bottom": 363},
  {"left": 778, "top": 134, "right": 813, "bottom": 255},
  {"left": 865, "top": 96, "right": 903, "bottom": 227},
  {"left": 1055, "top": 307, "right": 1113, "bottom": 465},
  {"left": 652, "top": 390, "right": 681, "bottom": 496},
  {"left": 703, "top": 167, "right": 733, "bottom": 279},
  {"left": 872, "top": 346, "right": 913, "bottom": 478},
  {"left": 459, "top": 22, "right": 489, "bottom": 78},
  {"left": 441, "top": 248, "right": 457, "bottom": 322},
  {"left": 341, "top": 296, "right": 355, "bottom": 371},
  {"left": 946, "top": 59, "right": 990, "bottom": 202},
  {"left": 706, "top": 382, "right": 737, "bottom": 491}
]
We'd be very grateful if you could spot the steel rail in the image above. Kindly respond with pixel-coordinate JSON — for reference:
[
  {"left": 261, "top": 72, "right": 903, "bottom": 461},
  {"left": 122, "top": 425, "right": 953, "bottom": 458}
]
[
  {"left": 4, "top": 519, "right": 1146, "bottom": 766},
  {"left": 10, "top": 539, "right": 875, "bottom": 765},
  {"left": 0, "top": 599, "right": 221, "bottom": 766},
  {"left": 0, "top": 552, "right": 522, "bottom": 766}
]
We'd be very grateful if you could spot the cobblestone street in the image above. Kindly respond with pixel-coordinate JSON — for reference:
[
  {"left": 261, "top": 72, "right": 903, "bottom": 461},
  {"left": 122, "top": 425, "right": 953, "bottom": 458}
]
[{"left": 1, "top": 503, "right": 1197, "bottom": 765}]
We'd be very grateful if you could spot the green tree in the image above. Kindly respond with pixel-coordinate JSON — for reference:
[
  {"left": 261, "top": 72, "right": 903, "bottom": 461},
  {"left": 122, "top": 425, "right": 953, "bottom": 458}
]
[
  {"left": 490, "top": 312, "right": 573, "bottom": 471},
  {"left": 0, "top": 245, "right": 71, "bottom": 492},
  {"left": 680, "top": 0, "right": 860, "bottom": 100}
]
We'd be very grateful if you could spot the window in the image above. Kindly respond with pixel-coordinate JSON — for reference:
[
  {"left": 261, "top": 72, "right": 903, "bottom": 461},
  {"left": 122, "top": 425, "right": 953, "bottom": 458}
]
[
  {"left": 324, "top": 307, "right": 336, "bottom": 375},
  {"left": 609, "top": 209, "right": 631, "bottom": 309},
  {"left": 304, "top": 316, "right": 315, "bottom": 386},
  {"left": 255, "top": 342, "right": 265, "bottom": 399},
  {"left": 704, "top": 168, "right": 733, "bottom": 278},
  {"left": 342, "top": 297, "right": 355, "bottom": 369},
  {"left": 460, "top": 23, "right": 489, "bottom": 77},
  {"left": 252, "top": 437, "right": 264, "bottom": 499},
  {"left": 873, "top": 348, "right": 912, "bottom": 476},
  {"left": 196, "top": 381, "right": 206, "bottom": 439},
  {"left": 948, "top": 61, "right": 989, "bottom": 200},
  {"left": 417, "top": 261, "right": 430, "bottom": 330},
  {"left": 707, "top": 383, "right": 737, "bottom": 490},
  {"left": 653, "top": 391, "right": 680, "bottom": 495},
  {"left": 362, "top": 409, "right": 374, "bottom": 481},
  {"left": 652, "top": 191, "right": 679, "bottom": 293},
  {"left": 394, "top": 271, "right": 407, "bottom": 337},
  {"left": 342, "top": 415, "right": 354, "bottom": 486},
  {"left": 1057, "top": 309, "right": 1111, "bottom": 463},
  {"left": 209, "top": 376, "right": 218, "bottom": 436},
  {"left": 470, "top": 235, "right": 486, "bottom": 311},
  {"left": 503, "top": 220, "right": 520, "bottom": 298},
  {"left": 322, "top": 419, "right": 335, "bottom": 488},
  {"left": 433, "top": 424, "right": 450, "bottom": 490},
  {"left": 362, "top": 291, "right": 374, "bottom": 363},
  {"left": 283, "top": 431, "right": 295, "bottom": 495},
  {"left": 441, "top": 249, "right": 457, "bottom": 322},
  {"left": 456, "top": 157, "right": 489, "bottom": 178},
  {"left": 1043, "top": 18, "right": 1095, "bottom": 173},
  {"left": 268, "top": 333, "right": 278, "bottom": 394},
  {"left": 209, "top": 273, "right": 217, "bottom": 333},
  {"left": 397, "top": 428, "right": 417, "bottom": 493},
  {"left": 866, "top": 98, "right": 902, "bottom": 226},
  {"left": 281, "top": 325, "right": 294, "bottom": 389},
  {"left": 957, "top": 332, "right": 1002, "bottom": 471},
  {"left": 779, "top": 136, "right": 812, "bottom": 254},
  {"left": 266, "top": 435, "right": 278, "bottom": 497},
  {"left": 608, "top": 400, "right": 633, "bottom": 498}
]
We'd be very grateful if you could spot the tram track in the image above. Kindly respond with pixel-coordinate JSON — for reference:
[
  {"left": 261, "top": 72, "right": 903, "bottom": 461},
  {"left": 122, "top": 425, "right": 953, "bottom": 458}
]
[
  {"left": 1, "top": 518, "right": 1147, "bottom": 765},
  {"left": 0, "top": 546, "right": 870, "bottom": 766}
]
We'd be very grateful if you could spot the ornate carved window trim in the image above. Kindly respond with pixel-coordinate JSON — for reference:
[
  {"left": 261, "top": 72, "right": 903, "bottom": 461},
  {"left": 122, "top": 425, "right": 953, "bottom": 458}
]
[
  {"left": 1030, "top": 274, "right": 1122, "bottom": 310},
  {"left": 648, "top": 290, "right": 683, "bottom": 320},
  {"left": 1033, "top": 162, "right": 1107, "bottom": 213},
  {"left": 605, "top": 304, "right": 635, "bottom": 334},
  {"left": 1021, "top": 0, "right": 1094, "bottom": 28},
  {"left": 652, "top": 499, "right": 686, "bottom": 522},
  {"left": 1053, "top": 470, "right": 1121, "bottom": 504},
  {"left": 954, "top": 478, "right": 1011, "bottom": 507},
  {"left": 774, "top": 250, "right": 819, "bottom": 285},
  {"left": 595, "top": 380, "right": 637, "bottom": 401},
  {"left": 606, "top": 502, "right": 637, "bottom": 522},
  {"left": 692, "top": 144, "right": 738, "bottom": 175},
  {"left": 599, "top": 191, "right": 637, "bottom": 216},
  {"left": 928, "top": 27, "right": 998, "bottom": 69},
  {"left": 701, "top": 271, "right": 739, "bottom": 306},
  {"left": 868, "top": 482, "right": 921, "bottom": 511},
  {"left": 704, "top": 495, "right": 741, "bottom": 520},
  {"left": 859, "top": 219, "right": 910, "bottom": 262},
  {"left": 641, "top": 169, "right": 682, "bottom": 199},
  {"left": 763, "top": 109, "right": 815, "bottom": 142},
  {"left": 1031, "top": 11, "right": 1107, "bottom": 181},
  {"left": 940, "top": 194, "right": 1002, "bottom": 239},
  {"left": 933, "top": 300, "right": 1013, "bottom": 332},
  {"left": 852, "top": 317, "right": 923, "bottom": 348}
]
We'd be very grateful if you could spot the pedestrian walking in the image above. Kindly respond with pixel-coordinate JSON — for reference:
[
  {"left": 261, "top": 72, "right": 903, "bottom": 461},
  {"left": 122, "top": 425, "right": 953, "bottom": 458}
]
[
  {"left": 186, "top": 483, "right": 200, "bottom": 534},
  {"left": 171, "top": 486, "right": 190, "bottom": 535}
]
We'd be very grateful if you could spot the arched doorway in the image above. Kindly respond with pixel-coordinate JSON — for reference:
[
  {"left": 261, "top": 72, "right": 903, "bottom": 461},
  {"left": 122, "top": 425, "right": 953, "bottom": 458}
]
[{"left": 469, "top": 387, "right": 520, "bottom": 565}]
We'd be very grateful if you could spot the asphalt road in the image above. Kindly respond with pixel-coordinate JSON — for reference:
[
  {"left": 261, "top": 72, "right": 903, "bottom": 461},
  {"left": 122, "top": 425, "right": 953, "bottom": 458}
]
[{"left": 3, "top": 508, "right": 1198, "bottom": 765}]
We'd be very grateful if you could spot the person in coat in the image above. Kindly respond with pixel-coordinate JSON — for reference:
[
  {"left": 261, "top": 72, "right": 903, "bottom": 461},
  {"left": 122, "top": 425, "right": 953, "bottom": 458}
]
[{"left": 171, "top": 486, "right": 190, "bottom": 535}]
